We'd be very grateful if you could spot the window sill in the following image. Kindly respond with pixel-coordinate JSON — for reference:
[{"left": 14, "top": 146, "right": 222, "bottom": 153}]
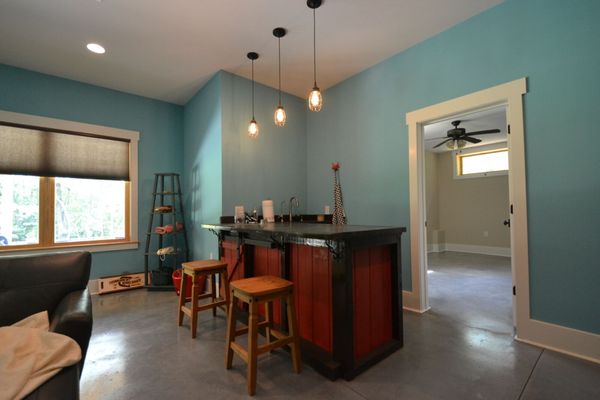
[
  {"left": 0, "top": 241, "right": 139, "bottom": 257},
  {"left": 454, "top": 170, "right": 508, "bottom": 180}
]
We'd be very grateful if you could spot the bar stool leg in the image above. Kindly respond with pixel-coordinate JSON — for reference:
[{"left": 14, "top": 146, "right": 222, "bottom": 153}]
[
  {"left": 265, "top": 301, "right": 272, "bottom": 348},
  {"left": 225, "top": 288, "right": 237, "bottom": 369},
  {"left": 222, "top": 270, "right": 230, "bottom": 315},
  {"left": 177, "top": 272, "right": 186, "bottom": 326},
  {"left": 247, "top": 299, "right": 259, "bottom": 396},
  {"left": 286, "top": 292, "right": 302, "bottom": 373},
  {"left": 190, "top": 274, "right": 199, "bottom": 338},
  {"left": 210, "top": 273, "right": 217, "bottom": 317}
]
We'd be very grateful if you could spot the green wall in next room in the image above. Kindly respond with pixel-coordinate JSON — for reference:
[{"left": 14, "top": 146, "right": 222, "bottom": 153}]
[
  {"left": 305, "top": 0, "right": 600, "bottom": 334},
  {"left": 0, "top": 63, "right": 184, "bottom": 279}
]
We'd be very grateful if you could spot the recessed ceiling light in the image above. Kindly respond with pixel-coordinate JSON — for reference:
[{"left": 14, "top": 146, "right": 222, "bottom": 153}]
[{"left": 86, "top": 43, "right": 106, "bottom": 54}]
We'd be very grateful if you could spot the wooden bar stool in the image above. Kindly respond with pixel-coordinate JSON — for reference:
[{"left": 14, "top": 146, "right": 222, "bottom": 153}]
[
  {"left": 178, "top": 260, "right": 229, "bottom": 338},
  {"left": 225, "top": 275, "right": 301, "bottom": 396}
]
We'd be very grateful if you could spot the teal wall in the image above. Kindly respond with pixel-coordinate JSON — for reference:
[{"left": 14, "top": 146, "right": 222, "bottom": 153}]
[
  {"left": 305, "top": 0, "right": 600, "bottom": 334},
  {"left": 221, "top": 71, "right": 307, "bottom": 216},
  {"left": 2, "top": 0, "right": 599, "bottom": 335},
  {"left": 0, "top": 64, "right": 184, "bottom": 279},
  {"left": 182, "top": 73, "right": 222, "bottom": 261}
]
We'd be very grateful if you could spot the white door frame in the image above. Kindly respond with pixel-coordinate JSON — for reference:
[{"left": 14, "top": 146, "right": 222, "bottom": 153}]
[
  {"left": 404, "top": 78, "right": 529, "bottom": 332},
  {"left": 404, "top": 78, "right": 600, "bottom": 363}
]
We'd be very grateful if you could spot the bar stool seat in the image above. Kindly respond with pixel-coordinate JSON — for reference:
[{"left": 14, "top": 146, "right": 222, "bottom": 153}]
[
  {"left": 178, "top": 260, "right": 229, "bottom": 338},
  {"left": 225, "top": 275, "right": 301, "bottom": 396}
]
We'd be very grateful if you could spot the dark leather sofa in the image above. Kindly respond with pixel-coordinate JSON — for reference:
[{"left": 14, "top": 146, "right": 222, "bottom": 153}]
[{"left": 0, "top": 251, "right": 93, "bottom": 400}]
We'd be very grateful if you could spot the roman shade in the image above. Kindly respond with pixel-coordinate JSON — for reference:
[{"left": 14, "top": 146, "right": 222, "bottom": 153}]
[{"left": 0, "top": 122, "right": 130, "bottom": 181}]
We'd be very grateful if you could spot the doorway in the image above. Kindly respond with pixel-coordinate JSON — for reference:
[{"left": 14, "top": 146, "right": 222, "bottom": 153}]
[
  {"left": 405, "top": 78, "right": 529, "bottom": 337},
  {"left": 423, "top": 105, "right": 513, "bottom": 332}
]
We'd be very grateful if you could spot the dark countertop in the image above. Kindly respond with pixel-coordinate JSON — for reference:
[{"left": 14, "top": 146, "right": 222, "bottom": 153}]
[{"left": 202, "top": 222, "right": 406, "bottom": 240}]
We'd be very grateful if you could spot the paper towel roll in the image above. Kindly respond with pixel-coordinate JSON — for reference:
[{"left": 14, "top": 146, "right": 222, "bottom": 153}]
[
  {"left": 262, "top": 200, "right": 275, "bottom": 223},
  {"left": 234, "top": 206, "right": 245, "bottom": 223}
]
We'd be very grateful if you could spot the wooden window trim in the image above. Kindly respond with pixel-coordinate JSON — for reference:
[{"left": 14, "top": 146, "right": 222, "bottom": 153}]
[
  {"left": 0, "top": 177, "right": 131, "bottom": 252},
  {"left": 0, "top": 109, "right": 139, "bottom": 255},
  {"left": 455, "top": 147, "right": 509, "bottom": 178}
]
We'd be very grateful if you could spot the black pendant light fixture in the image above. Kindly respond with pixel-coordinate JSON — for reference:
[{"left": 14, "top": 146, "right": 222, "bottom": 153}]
[
  {"left": 247, "top": 52, "right": 259, "bottom": 138},
  {"left": 307, "top": 0, "right": 323, "bottom": 112},
  {"left": 273, "top": 27, "right": 287, "bottom": 127}
]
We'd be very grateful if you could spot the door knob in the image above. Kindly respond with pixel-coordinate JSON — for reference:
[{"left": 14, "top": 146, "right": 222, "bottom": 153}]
[{"left": 503, "top": 219, "right": 511, "bottom": 228}]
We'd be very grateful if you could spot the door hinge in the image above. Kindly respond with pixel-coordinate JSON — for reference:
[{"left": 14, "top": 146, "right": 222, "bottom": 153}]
[
  {"left": 508, "top": 124, "right": 511, "bottom": 134},
  {"left": 510, "top": 204, "right": 513, "bottom": 214},
  {"left": 513, "top": 286, "right": 516, "bottom": 296}
]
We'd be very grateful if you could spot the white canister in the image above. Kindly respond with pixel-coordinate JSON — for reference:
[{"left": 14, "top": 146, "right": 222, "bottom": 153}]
[
  {"left": 262, "top": 200, "right": 275, "bottom": 223},
  {"left": 234, "top": 206, "right": 245, "bottom": 223}
]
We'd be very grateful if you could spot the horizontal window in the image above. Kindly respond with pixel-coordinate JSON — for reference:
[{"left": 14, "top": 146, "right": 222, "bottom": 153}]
[
  {"left": 0, "top": 175, "right": 129, "bottom": 248},
  {"left": 455, "top": 146, "right": 508, "bottom": 179}
]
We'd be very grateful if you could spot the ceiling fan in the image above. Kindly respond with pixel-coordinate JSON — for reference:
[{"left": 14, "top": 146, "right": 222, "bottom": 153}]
[{"left": 430, "top": 120, "right": 501, "bottom": 149}]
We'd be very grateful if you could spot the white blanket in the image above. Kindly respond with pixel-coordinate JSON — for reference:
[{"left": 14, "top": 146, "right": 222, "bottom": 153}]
[{"left": 0, "top": 311, "right": 81, "bottom": 400}]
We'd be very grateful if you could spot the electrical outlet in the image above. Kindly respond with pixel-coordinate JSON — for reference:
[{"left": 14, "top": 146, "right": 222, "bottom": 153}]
[
  {"left": 483, "top": 231, "right": 489, "bottom": 237},
  {"left": 209, "top": 252, "right": 214, "bottom": 259}
]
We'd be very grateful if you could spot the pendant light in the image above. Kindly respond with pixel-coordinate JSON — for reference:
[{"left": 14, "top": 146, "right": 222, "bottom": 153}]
[
  {"left": 247, "top": 52, "right": 259, "bottom": 138},
  {"left": 273, "top": 27, "right": 287, "bottom": 127},
  {"left": 307, "top": 0, "right": 323, "bottom": 112}
]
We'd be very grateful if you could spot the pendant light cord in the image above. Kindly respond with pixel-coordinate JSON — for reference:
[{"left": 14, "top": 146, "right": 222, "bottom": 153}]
[
  {"left": 278, "top": 37, "right": 282, "bottom": 105},
  {"left": 313, "top": 8, "right": 317, "bottom": 86},
  {"left": 251, "top": 59, "right": 255, "bottom": 118}
]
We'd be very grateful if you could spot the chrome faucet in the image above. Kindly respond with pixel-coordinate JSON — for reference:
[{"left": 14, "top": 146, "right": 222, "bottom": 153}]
[{"left": 289, "top": 197, "right": 299, "bottom": 223}]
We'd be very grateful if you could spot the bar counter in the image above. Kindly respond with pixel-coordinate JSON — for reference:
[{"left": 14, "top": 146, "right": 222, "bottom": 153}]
[{"left": 202, "top": 222, "right": 406, "bottom": 380}]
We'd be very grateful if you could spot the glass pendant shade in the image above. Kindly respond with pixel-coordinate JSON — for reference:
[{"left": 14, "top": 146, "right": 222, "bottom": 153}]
[
  {"left": 308, "top": 87, "right": 323, "bottom": 112},
  {"left": 248, "top": 118, "right": 259, "bottom": 138},
  {"left": 274, "top": 105, "right": 287, "bottom": 126},
  {"left": 246, "top": 52, "right": 259, "bottom": 139},
  {"left": 307, "top": 2, "right": 323, "bottom": 112},
  {"left": 273, "top": 28, "right": 287, "bottom": 127}
]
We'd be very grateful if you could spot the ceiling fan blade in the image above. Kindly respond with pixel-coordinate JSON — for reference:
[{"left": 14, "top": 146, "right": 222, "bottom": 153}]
[
  {"left": 466, "top": 129, "right": 501, "bottom": 136},
  {"left": 425, "top": 136, "right": 449, "bottom": 141},
  {"left": 462, "top": 136, "right": 481, "bottom": 144},
  {"left": 433, "top": 138, "right": 452, "bottom": 149}
]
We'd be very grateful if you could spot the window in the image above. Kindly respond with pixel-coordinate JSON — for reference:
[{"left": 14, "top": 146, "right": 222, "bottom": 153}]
[
  {"left": 455, "top": 144, "right": 509, "bottom": 178},
  {"left": 0, "top": 110, "right": 138, "bottom": 253}
]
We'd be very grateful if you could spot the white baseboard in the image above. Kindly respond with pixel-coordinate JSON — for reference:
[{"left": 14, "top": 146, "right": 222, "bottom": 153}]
[
  {"left": 427, "top": 243, "right": 445, "bottom": 253},
  {"left": 517, "top": 319, "right": 600, "bottom": 365},
  {"left": 402, "top": 290, "right": 429, "bottom": 313},
  {"left": 442, "top": 243, "right": 510, "bottom": 257}
]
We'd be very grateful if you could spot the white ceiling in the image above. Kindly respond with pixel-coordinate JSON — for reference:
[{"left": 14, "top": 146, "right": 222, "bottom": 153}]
[
  {"left": 424, "top": 106, "right": 507, "bottom": 152},
  {"left": 0, "top": 0, "right": 504, "bottom": 105}
]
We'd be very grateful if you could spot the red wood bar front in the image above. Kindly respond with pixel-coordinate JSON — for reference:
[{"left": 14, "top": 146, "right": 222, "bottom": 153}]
[
  {"left": 290, "top": 244, "right": 333, "bottom": 353},
  {"left": 218, "top": 230, "right": 402, "bottom": 380},
  {"left": 353, "top": 246, "right": 393, "bottom": 361}
]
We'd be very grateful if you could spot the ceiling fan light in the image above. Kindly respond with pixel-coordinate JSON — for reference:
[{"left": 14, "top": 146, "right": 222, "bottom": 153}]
[{"left": 445, "top": 140, "right": 467, "bottom": 150}]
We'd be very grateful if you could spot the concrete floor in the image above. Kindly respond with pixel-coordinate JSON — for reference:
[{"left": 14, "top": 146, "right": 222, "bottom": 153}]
[{"left": 81, "top": 252, "right": 600, "bottom": 399}]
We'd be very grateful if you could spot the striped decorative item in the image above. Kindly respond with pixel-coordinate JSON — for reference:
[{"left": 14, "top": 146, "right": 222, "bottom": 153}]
[{"left": 331, "top": 162, "right": 347, "bottom": 225}]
